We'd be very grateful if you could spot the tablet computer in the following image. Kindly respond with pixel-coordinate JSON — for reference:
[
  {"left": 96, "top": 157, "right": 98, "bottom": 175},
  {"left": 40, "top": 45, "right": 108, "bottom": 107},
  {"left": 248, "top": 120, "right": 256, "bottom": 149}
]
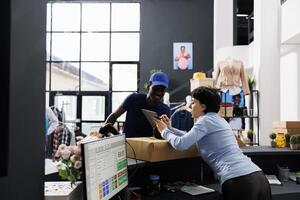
[{"left": 141, "top": 109, "right": 158, "bottom": 127}]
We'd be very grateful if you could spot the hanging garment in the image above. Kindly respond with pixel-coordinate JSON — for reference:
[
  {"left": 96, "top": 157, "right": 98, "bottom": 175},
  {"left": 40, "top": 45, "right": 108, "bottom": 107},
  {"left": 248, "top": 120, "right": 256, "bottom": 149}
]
[
  {"left": 51, "top": 107, "right": 65, "bottom": 122},
  {"left": 52, "top": 125, "right": 64, "bottom": 159},
  {"left": 45, "top": 133, "right": 53, "bottom": 159},
  {"left": 171, "top": 109, "right": 194, "bottom": 132},
  {"left": 61, "top": 125, "right": 71, "bottom": 146},
  {"left": 46, "top": 107, "right": 59, "bottom": 136},
  {"left": 214, "top": 58, "right": 250, "bottom": 95}
]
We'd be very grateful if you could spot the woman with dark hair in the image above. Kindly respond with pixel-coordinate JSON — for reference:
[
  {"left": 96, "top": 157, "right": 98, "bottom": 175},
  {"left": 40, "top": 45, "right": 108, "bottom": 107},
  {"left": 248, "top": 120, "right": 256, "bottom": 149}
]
[{"left": 154, "top": 86, "right": 271, "bottom": 200}]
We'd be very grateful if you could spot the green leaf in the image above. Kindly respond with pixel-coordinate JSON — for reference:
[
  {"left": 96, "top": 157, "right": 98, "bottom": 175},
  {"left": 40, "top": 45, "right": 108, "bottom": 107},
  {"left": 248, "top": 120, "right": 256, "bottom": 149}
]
[{"left": 58, "top": 170, "right": 69, "bottom": 180}]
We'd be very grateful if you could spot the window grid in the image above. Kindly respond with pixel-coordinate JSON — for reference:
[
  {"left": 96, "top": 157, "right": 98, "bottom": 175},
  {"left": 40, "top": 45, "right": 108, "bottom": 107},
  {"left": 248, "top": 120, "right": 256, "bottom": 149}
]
[{"left": 46, "top": 2, "right": 140, "bottom": 133}]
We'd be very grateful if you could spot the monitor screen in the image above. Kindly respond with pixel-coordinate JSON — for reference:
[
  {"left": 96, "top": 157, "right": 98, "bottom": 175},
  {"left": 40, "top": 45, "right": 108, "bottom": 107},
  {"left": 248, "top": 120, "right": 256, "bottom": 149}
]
[{"left": 82, "top": 135, "right": 128, "bottom": 200}]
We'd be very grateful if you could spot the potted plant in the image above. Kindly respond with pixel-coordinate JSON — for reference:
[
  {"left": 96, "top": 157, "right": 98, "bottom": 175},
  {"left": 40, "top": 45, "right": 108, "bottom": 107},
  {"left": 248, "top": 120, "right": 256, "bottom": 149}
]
[
  {"left": 296, "top": 171, "right": 300, "bottom": 184},
  {"left": 143, "top": 68, "right": 162, "bottom": 91},
  {"left": 247, "top": 129, "right": 254, "bottom": 144},
  {"left": 247, "top": 76, "right": 255, "bottom": 91},
  {"left": 297, "top": 134, "right": 300, "bottom": 150},
  {"left": 285, "top": 133, "right": 290, "bottom": 148},
  {"left": 290, "top": 135, "right": 298, "bottom": 150},
  {"left": 269, "top": 133, "right": 276, "bottom": 148}
]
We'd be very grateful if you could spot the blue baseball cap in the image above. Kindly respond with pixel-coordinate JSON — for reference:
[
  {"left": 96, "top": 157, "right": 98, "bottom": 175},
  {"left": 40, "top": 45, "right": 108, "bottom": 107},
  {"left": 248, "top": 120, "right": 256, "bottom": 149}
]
[{"left": 149, "top": 72, "right": 169, "bottom": 88}]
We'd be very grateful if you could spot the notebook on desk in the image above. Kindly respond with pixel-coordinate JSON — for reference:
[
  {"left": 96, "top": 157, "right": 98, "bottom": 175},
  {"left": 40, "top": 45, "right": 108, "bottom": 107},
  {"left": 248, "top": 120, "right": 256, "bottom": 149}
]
[
  {"left": 180, "top": 185, "right": 215, "bottom": 195},
  {"left": 265, "top": 175, "right": 281, "bottom": 185}
]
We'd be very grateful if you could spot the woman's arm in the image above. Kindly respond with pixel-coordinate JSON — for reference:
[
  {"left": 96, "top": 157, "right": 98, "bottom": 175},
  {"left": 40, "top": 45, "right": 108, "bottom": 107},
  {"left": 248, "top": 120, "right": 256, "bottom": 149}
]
[
  {"left": 154, "top": 118, "right": 207, "bottom": 151},
  {"left": 172, "top": 128, "right": 187, "bottom": 136}
]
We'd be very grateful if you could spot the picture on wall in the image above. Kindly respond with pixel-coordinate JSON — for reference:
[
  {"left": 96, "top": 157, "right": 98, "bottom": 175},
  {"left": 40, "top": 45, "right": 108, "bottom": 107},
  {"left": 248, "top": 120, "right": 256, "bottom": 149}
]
[{"left": 173, "top": 42, "right": 193, "bottom": 70}]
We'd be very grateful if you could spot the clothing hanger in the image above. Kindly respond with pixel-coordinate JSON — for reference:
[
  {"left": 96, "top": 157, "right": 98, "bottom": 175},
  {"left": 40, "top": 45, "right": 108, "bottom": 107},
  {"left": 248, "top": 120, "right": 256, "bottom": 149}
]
[
  {"left": 49, "top": 102, "right": 70, "bottom": 109},
  {"left": 170, "top": 102, "right": 186, "bottom": 111}
]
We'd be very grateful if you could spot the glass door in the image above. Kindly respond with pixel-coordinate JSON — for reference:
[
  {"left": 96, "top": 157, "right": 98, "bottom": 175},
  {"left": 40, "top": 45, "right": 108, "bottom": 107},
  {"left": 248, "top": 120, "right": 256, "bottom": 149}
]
[{"left": 50, "top": 92, "right": 109, "bottom": 135}]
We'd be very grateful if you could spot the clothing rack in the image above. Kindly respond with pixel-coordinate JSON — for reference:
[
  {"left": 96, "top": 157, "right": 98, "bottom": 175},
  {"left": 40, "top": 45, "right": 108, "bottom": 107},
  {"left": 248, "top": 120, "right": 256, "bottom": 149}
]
[{"left": 170, "top": 102, "right": 186, "bottom": 111}]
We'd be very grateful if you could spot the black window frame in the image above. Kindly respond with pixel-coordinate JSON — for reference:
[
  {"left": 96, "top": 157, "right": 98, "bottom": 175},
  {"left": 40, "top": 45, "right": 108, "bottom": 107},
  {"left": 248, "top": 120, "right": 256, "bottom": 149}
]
[{"left": 46, "top": 2, "right": 141, "bottom": 133}]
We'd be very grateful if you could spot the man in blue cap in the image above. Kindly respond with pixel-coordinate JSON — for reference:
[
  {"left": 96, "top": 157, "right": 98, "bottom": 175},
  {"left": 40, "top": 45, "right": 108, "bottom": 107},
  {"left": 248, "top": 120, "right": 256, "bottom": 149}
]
[{"left": 105, "top": 72, "right": 170, "bottom": 138}]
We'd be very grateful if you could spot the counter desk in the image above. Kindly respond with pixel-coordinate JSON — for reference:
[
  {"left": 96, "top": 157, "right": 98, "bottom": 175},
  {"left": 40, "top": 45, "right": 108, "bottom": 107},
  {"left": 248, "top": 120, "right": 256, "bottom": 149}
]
[
  {"left": 45, "top": 146, "right": 300, "bottom": 200},
  {"left": 127, "top": 146, "right": 300, "bottom": 200}
]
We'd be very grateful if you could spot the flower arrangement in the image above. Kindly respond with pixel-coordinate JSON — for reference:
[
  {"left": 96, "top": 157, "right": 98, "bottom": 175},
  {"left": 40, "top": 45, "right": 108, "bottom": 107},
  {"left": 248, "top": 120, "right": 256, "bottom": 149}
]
[{"left": 55, "top": 144, "right": 82, "bottom": 187}]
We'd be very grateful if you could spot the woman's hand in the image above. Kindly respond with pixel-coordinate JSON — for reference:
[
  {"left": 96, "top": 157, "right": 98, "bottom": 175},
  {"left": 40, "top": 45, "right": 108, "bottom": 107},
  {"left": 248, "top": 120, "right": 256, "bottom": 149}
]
[
  {"left": 153, "top": 117, "right": 168, "bottom": 133},
  {"left": 159, "top": 114, "right": 173, "bottom": 130}
]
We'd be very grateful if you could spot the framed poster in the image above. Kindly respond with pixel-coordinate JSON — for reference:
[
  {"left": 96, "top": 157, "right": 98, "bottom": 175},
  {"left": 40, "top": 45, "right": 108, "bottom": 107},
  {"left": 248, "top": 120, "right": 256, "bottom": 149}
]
[{"left": 173, "top": 42, "right": 193, "bottom": 70}]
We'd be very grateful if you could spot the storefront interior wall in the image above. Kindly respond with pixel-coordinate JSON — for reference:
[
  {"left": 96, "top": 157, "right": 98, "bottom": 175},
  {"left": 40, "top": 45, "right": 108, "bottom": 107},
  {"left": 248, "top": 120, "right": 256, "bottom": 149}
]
[
  {"left": 280, "top": 45, "right": 300, "bottom": 121},
  {"left": 1, "top": 0, "right": 300, "bottom": 199},
  {"left": 0, "top": 0, "right": 46, "bottom": 199}
]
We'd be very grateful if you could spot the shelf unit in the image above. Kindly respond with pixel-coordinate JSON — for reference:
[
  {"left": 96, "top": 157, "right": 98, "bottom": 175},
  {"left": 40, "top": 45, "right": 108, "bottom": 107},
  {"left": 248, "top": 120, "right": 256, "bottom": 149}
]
[{"left": 222, "top": 90, "right": 260, "bottom": 145}]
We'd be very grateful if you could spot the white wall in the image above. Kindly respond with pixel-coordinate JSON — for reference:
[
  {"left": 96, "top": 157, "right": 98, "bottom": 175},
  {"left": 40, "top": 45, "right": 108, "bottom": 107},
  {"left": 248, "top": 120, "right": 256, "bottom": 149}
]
[
  {"left": 215, "top": 46, "right": 249, "bottom": 67},
  {"left": 281, "top": 0, "right": 300, "bottom": 43},
  {"left": 214, "top": 0, "right": 300, "bottom": 146},
  {"left": 280, "top": 45, "right": 300, "bottom": 120},
  {"left": 214, "top": 0, "right": 233, "bottom": 64},
  {"left": 253, "top": 0, "right": 281, "bottom": 145},
  {"left": 248, "top": 42, "right": 254, "bottom": 71},
  {"left": 280, "top": 0, "right": 300, "bottom": 121}
]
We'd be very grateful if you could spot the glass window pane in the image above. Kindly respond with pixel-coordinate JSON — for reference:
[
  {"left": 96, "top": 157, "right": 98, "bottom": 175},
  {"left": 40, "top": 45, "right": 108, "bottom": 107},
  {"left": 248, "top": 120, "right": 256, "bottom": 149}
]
[
  {"left": 47, "top": 4, "right": 51, "bottom": 31},
  {"left": 52, "top": 33, "right": 80, "bottom": 61},
  {"left": 46, "top": 33, "right": 50, "bottom": 61},
  {"left": 112, "top": 3, "right": 140, "bottom": 31},
  {"left": 82, "top": 96, "right": 105, "bottom": 121},
  {"left": 52, "top": 3, "right": 80, "bottom": 31},
  {"left": 112, "top": 64, "right": 137, "bottom": 91},
  {"left": 54, "top": 95, "right": 77, "bottom": 121},
  {"left": 45, "top": 92, "right": 49, "bottom": 108},
  {"left": 81, "top": 62, "right": 109, "bottom": 91},
  {"left": 81, "top": 122, "right": 105, "bottom": 136},
  {"left": 112, "top": 92, "right": 132, "bottom": 121},
  {"left": 111, "top": 33, "right": 140, "bottom": 61},
  {"left": 81, "top": 33, "right": 109, "bottom": 61},
  {"left": 51, "top": 62, "right": 79, "bottom": 91},
  {"left": 82, "top": 3, "right": 110, "bottom": 31},
  {"left": 65, "top": 123, "right": 77, "bottom": 134},
  {"left": 46, "top": 63, "right": 50, "bottom": 91}
]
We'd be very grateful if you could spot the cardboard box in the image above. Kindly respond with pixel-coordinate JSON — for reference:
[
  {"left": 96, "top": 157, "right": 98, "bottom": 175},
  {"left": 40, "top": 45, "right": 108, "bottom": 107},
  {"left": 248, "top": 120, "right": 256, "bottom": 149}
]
[
  {"left": 190, "top": 78, "right": 215, "bottom": 92},
  {"left": 272, "top": 121, "right": 300, "bottom": 129},
  {"left": 272, "top": 128, "right": 300, "bottom": 135},
  {"left": 218, "top": 106, "right": 233, "bottom": 117},
  {"left": 126, "top": 137, "right": 199, "bottom": 162}
]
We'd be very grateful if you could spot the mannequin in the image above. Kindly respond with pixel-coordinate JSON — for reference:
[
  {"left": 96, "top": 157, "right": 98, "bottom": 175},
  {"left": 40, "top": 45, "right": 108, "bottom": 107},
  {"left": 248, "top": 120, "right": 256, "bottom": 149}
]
[{"left": 213, "top": 57, "right": 250, "bottom": 95}]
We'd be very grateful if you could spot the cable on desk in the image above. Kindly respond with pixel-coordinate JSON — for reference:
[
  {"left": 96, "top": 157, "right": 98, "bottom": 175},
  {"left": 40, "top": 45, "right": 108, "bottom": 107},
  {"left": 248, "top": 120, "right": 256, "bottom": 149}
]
[{"left": 126, "top": 140, "right": 140, "bottom": 180}]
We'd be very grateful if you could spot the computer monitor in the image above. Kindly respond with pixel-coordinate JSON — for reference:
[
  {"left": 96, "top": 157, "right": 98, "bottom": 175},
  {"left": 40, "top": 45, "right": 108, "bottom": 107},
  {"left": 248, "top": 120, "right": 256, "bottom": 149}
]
[{"left": 81, "top": 135, "right": 128, "bottom": 200}]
